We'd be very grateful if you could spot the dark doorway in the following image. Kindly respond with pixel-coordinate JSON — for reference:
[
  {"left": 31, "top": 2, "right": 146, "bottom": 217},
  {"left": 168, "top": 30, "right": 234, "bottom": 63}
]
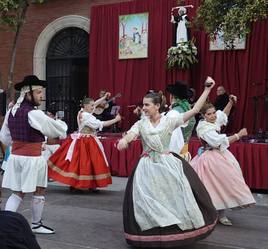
[{"left": 46, "top": 27, "right": 89, "bottom": 132}]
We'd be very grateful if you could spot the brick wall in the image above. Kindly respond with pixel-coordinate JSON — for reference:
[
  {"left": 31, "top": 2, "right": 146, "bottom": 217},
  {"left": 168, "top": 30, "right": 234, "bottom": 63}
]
[{"left": 0, "top": 0, "right": 131, "bottom": 89}]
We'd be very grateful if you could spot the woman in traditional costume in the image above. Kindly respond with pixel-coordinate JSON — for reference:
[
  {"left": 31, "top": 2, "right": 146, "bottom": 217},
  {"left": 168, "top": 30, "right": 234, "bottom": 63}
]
[
  {"left": 191, "top": 97, "right": 255, "bottom": 226},
  {"left": 117, "top": 77, "right": 218, "bottom": 248},
  {"left": 48, "top": 96, "right": 121, "bottom": 191}
]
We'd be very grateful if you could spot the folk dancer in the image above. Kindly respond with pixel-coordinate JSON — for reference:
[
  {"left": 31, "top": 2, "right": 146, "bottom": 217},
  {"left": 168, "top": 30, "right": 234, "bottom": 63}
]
[
  {"left": 117, "top": 77, "right": 218, "bottom": 248},
  {"left": 191, "top": 96, "right": 255, "bottom": 226},
  {"left": 0, "top": 75, "right": 67, "bottom": 234},
  {"left": 48, "top": 96, "right": 121, "bottom": 191}
]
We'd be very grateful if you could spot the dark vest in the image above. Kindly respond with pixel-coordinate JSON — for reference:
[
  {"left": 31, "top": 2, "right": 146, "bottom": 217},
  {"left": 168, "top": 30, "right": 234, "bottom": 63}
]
[{"left": 8, "top": 100, "right": 45, "bottom": 142}]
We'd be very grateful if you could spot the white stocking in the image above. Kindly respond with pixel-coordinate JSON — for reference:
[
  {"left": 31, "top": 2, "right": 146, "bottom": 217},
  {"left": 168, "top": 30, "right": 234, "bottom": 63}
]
[
  {"left": 31, "top": 195, "right": 45, "bottom": 224},
  {"left": 5, "top": 193, "right": 22, "bottom": 212}
]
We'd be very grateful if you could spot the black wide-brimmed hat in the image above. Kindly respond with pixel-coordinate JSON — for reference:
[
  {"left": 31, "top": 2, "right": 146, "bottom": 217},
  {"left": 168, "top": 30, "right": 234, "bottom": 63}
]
[
  {"left": 14, "top": 75, "right": 47, "bottom": 91},
  {"left": 166, "top": 80, "right": 192, "bottom": 100}
]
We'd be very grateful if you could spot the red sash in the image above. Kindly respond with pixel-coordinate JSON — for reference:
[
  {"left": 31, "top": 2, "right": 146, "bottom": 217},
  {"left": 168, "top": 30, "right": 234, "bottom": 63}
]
[{"left": 12, "top": 141, "right": 42, "bottom": 156}]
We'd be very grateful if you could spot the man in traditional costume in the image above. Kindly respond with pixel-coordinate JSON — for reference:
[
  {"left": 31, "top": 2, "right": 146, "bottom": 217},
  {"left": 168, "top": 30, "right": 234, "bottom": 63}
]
[
  {"left": 0, "top": 75, "right": 67, "bottom": 234},
  {"left": 166, "top": 80, "right": 196, "bottom": 160}
]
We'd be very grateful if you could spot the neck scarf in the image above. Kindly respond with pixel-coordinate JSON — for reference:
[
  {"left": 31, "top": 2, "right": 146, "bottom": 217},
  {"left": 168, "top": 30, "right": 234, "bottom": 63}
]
[{"left": 172, "top": 98, "right": 190, "bottom": 112}]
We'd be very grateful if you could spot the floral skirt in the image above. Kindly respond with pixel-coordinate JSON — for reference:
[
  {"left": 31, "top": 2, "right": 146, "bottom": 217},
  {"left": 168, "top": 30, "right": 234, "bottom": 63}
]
[
  {"left": 48, "top": 135, "right": 112, "bottom": 189},
  {"left": 123, "top": 153, "right": 218, "bottom": 248}
]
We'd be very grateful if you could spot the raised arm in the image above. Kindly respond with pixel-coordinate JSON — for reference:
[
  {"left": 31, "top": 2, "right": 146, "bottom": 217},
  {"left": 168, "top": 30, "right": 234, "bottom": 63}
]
[
  {"left": 223, "top": 95, "right": 237, "bottom": 116},
  {"left": 183, "top": 76, "right": 215, "bottom": 123},
  {"left": 94, "top": 92, "right": 110, "bottom": 107}
]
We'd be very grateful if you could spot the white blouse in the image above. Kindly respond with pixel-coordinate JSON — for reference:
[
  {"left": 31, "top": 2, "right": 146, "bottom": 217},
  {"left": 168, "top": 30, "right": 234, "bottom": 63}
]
[
  {"left": 78, "top": 112, "right": 104, "bottom": 132},
  {"left": 196, "top": 110, "right": 229, "bottom": 151}
]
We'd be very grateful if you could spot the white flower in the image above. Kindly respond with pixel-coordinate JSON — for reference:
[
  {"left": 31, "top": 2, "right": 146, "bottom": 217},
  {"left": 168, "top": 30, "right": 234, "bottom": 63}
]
[{"left": 167, "top": 40, "right": 198, "bottom": 69}]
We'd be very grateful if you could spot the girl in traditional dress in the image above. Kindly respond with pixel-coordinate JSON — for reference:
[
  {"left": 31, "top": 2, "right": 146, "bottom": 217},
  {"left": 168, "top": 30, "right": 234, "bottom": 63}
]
[
  {"left": 48, "top": 96, "right": 121, "bottom": 191},
  {"left": 117, "top": 77, "right": 218, "bottom": 248},
  {"left": 190, "top": 96, "right": 255, "bottom": 226}
]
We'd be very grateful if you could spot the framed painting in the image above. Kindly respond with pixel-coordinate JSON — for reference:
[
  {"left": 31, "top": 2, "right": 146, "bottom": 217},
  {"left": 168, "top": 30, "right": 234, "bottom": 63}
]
[
  {"left": 209, "top": 31, "right": 246, "bottom": 51},
  {"left": 119, "top": 12, "right": 149, "bottom": 59}
]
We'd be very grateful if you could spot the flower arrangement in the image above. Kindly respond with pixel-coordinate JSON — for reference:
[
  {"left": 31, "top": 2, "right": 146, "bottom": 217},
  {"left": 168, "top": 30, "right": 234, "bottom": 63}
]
[{"left": 166, "top": 40, "right": 198, "bottom": 70}]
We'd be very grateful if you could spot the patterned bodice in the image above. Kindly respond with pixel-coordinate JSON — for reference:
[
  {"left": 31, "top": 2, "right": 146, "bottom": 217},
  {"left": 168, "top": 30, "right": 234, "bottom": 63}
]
[{"left": 129, "top": 115, "right": 184, "bottom": 161}]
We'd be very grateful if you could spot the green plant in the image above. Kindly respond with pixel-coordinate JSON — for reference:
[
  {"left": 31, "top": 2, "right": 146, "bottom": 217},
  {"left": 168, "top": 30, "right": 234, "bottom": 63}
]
[
  {"left": 194, "top": 0, "right": 268, "bottom": 47},
  {"left": 166, "top": 40, "right": 198, "bottom": 70}
]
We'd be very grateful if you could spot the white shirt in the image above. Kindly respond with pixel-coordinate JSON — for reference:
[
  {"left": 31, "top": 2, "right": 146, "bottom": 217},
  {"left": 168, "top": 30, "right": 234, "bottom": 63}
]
[
  {"left": 78, "top": 112, "right": 104, "bottom": 132},
  {"left": 166, "top": 110, "right": 185, "bottom": 154},
  {"left": 0, "top": 109, "right": 68, "bottom": 147}
]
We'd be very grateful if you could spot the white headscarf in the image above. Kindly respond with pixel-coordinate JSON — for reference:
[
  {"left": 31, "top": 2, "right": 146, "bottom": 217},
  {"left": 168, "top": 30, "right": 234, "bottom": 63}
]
[
  {"left": 11, "top": 85, "right": 43, "bottom": 116},
  {"left": 178, "top": 7, "right": 187, "bottom": 16}
]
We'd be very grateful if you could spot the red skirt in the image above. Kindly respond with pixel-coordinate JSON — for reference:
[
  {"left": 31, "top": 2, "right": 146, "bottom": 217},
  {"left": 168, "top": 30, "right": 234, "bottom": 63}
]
[{"left": 48, "top": 135, "right": 112, "bottom": 188}]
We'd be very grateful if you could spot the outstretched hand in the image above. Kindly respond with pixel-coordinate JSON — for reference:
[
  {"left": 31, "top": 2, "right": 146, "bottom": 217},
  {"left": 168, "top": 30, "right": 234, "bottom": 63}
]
[
  {"left": 115, "top": 114, "right": 122, "bottom": 122},
  {"left": 117, "top": 138, "right": 128, "bottom": 150},
  {"left": 238, "top": 128, "right": 248, "bottom": 138}
]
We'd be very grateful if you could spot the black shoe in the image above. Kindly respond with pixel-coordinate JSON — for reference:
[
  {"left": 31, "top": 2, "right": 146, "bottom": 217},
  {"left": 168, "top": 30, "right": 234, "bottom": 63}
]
[
  {"left": 69, "top": 186, "right": 84, "bottom": 193},
  {"left": 88, "top": 188, "right": 100, "bottom": 193},
  {"left": 32, "top": 221, "right": 55, "bottom": 234}
]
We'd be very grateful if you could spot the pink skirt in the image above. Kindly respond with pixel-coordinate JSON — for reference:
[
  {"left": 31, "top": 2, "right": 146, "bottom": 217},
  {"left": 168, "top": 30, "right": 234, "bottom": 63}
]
[{"left": 191, "top": 149, "right": 255, "bottom": 210}]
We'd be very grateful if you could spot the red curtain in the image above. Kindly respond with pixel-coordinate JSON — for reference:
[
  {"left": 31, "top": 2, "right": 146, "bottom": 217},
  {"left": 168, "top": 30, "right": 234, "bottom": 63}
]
[{"left": 89, "top": 0, "right": 268, "bottom": 133}]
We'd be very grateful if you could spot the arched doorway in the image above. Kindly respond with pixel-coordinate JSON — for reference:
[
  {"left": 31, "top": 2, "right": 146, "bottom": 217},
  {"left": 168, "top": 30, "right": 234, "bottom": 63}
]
[{"left": 46, "top": 27, "right": 89, "bottom": 132}]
